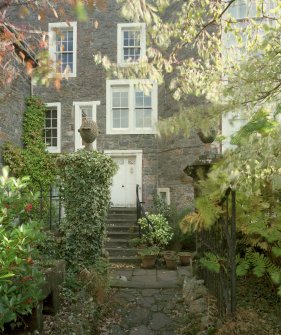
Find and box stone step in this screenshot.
[109,207,137,215]
[106,225,139,233]
[105,238,133,248]
[107,247,139,257]
[107,231,139,239]
[109,255,140,264]
[107,218,137,225]
[107,213,137,221]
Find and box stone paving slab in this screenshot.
[110,266,188,289]
[101,286,186,335]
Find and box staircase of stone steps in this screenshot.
[106,207,140,264]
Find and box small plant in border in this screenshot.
[138,213,173,249]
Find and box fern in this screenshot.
[236,256,250,276]
[272,244,281,257]
[200,252,222,274]
[236,250,281,292]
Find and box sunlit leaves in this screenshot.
[74,0,88,22]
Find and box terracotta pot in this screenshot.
[178,252,192,266]
[141,255,157,269]
[165,258,177,270]
[163,250,176,258]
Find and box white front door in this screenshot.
[111,156,136,207]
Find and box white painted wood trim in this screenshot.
[48,21,77,78]
[106,79,157,135]
[157,187,171,205]
[73,101,100,151]
[104,149,143,202]
[117,23,146,66]
[45,102,61,154]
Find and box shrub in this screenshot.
[138,213,173,249]
[0,223,44,330]
[2,97,58,225]
[58,150,117,268]
[152,194,195,251]
[0,167,45,331]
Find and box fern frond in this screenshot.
[200,252,223,274]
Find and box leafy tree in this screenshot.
[96,0,281,135]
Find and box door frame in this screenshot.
[104,149,143,204]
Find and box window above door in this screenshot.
[106,79,158,135]
[117,23,146,66]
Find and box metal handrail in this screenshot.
[136,184,154,237]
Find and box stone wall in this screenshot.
[29,1,206,209]
[0,73,30,167]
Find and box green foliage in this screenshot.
[152,194,175,221]
[58,150,117,268]
[0,223,44,330]
[236,251,281,285]
[2,97,57,189]
[200,252,222,274]
[0,167,45,330]
[194,114,281,294]
[138,246,160,256]
[152,194,195,251]
[0,167,36,227]
[138,213,173,249]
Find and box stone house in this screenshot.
[2,1,261,209]
[29,1,209,210]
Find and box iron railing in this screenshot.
[38,184,64,230]
[197,188,236,317]
[136,184,153,237]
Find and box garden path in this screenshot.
[100,266,191,335]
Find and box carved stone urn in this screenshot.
[197,128,217,144]
[78,118,98,151]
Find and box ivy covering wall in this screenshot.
[58,150,117,267]
[2,97,57,189]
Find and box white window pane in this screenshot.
[54,28,74,74]
[112,90,128,107]
[135,107,152,128]
[80,106,92,120]
[44,107,58,147]
[112,108,129,128]
[144,109,152,127]
[121,110,129,127]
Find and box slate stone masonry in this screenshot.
[0,73,30,167]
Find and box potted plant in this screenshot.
[138,246,160,269]
[178,251,192,266]
[137,214,174,250]
[164,252,178,270]
[137,214,174,269]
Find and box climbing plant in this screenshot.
[2,97,57,189]
[58,150,117,268]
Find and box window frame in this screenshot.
[73,101,100,151]
[157,188,171,205]
[117,23,146,66]
[44,102,61,153]
[48,21,77,78]
[106,79,158,135]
